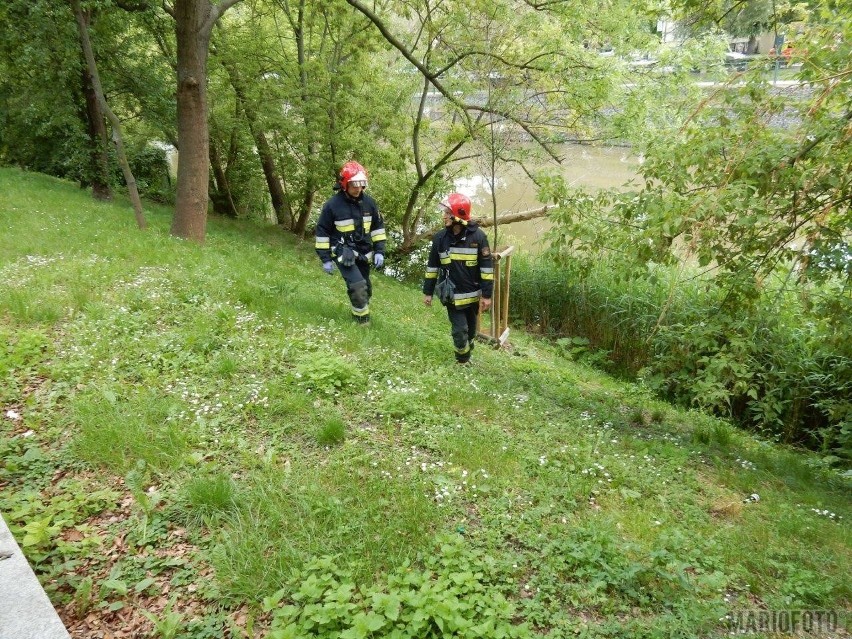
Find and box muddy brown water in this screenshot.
[456,145,640,253]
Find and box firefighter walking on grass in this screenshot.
[422,193,493,364]
[315,161,387,324]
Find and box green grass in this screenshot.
[1,167,849,638]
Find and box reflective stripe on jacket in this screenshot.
[315,190,386,263]
[423,222,493,305]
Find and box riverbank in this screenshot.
[2,168,849,638]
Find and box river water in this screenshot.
[455,144,640,252]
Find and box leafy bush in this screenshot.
[264,541,531,639]
[293,351,362,396]
[511,256,852,462]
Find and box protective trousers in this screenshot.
[337,261,372,322]
[446,304,478,363]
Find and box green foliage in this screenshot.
[129,144,173,204]
[524,522,723,613]
[0,325,50,403]
[512,250,851,462]
[692,418,735,449]
[294,351,362,396]
[778,567,835,607]
[181,473,238,524]
[264,544,531,639]
[0,0,90,181]
[1,479,118,561]
[213,456,442,600]
[70,389,194,473]
[141,597,184,639]
[532,14,852,465]
[72,576,94,616]
[316,416,346,446]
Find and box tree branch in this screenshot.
[466,105,562,162]
[206,0,243,34]
[408,205,556,247]
[433,48,566,77]
[342,0,474,132]
[521,0,575,8]
[787,109,852,167]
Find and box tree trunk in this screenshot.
[80,62,113,201]
[170,0,243,242]
[292,0,316,238]
[747,35,758,55]
[172,1,211,241]
[221,59,292,226]
[292,189,314,237]
[258,134,291,227]
[209,139,238,217]
[71,0,146,229]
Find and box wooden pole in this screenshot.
[501,253,512,337]
[478,246,514,346]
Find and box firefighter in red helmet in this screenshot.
[422,193,493,363]
[315,161,387,324]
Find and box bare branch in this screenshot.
[521,0,575,8]
[466,105,562,162]
[342,0,474,132]
[409,204,556,247]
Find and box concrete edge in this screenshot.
[0,513,71,639]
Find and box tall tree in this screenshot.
[217,53,292,226]
[545,12,851,294]
[345,0,637,251]
[71,0,147,229]
[76,6,113,203]
[167,0,242,242]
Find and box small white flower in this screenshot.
[5,409,21,421]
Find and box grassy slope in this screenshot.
[0,168,849,638]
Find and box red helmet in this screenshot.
[440,192,471,223]
[340,161,368,190]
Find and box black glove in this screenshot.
[340,246,356,267]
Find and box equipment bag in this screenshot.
[434,268,456,306]
[335,242,357,267]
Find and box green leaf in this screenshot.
[371,593,402,621]
[133,577,156,593]
[101,579,129,596]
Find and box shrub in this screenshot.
[510,256,852,462]
[264,542,532,639]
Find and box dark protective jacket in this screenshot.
[422,221,494,307]
[315,189,386,264]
